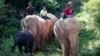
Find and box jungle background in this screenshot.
[0,0,100,56]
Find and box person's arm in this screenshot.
[64,8,66,12]
[45,10,47,15]
[25,7,29,15]
[33,7,37,14]
[70,8,75,15]
[64,7,67,14]
[40,10,43,16]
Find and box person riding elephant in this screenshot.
[40,6,50,20]
[63,1,74,19]
[25,2,36,15]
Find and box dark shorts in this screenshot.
[63,14,67,19]
[42,16,50,20]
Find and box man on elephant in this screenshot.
[25,2,36,15]
[40,6,50,20]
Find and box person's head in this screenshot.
[43,6,46,10]
[28,2,32,7]
[67,1,72,7]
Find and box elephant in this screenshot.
[21,13,58,52]
[53,17,81,56]
[12,29,34,54]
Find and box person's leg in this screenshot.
[63,14,67,19]
[42,16,46,20]
[42,16,50,20]
[45,16,51,19]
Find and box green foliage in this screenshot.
[0,17,20,50]
[0,0,7,38]
[78,28,100,56]
[43,0,60,9]
[0,0,6,21]
[5,0,61,13]
[5,0,29,9]
[77,0,100,56]
[0,0,6,50]
[0,0,20,50]
[82,0,100,28]
[30,0,61,13]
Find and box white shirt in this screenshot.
[40,9,47,16]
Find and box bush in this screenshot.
[77,0,100,56]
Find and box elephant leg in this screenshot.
[68,29,79,56]
[59,36,70,56]
[24,45,29,53]
[34,34,41,53]
[33,38,39,53]
[29,42,33,54]
[54,27,70,56]
[18,44,23,53]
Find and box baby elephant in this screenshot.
[12,30,34,54]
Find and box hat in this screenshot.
[68,1,72,5]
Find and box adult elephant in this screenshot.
[21,13,57,52]
[53,17,81,56]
